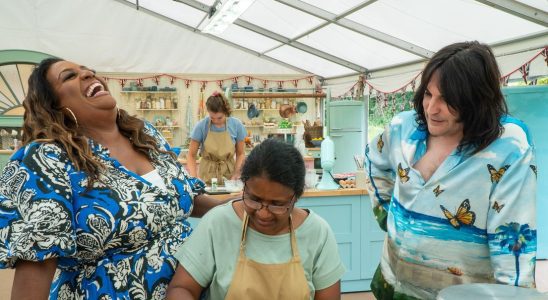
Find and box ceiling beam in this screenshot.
[324,30,548,80]
[235,20,366,73]
[474,0,548,27]
[174,0,366,73]
[275,0,433,58]
[114,0,311,74]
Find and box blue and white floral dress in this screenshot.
[0,124,204,299]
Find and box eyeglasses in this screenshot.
[242,185,295,215]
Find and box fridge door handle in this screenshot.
[330,134,343,137]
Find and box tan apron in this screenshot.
[225,212,311,300]
[199,120,235,185]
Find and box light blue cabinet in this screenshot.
[297,193,384,292]
[296,195,362,281]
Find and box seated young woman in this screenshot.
[167,138,345,300]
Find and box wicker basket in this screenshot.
[305,126,323,139]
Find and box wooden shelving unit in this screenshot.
[231,92,325,99]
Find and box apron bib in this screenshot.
[225,212,310,300]
[199,120,235,185]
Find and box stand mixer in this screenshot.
[316,136,339,190]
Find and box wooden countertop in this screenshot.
[207,188,367,201]
[178,155,314,165]
[0,150,14,154]
[301,188,367,197]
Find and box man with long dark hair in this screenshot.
[365,41,537,299]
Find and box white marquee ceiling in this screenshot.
[127,0,547,78]
[0,0,546,80]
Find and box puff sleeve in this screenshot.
[0,143,77,268]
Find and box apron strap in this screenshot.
[288,214,301,261]
[239,211,250,253]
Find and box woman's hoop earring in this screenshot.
[62,107,78,128]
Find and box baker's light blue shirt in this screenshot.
[190,116,246,145]
[366,111,537,299]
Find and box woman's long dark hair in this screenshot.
[241,138,305,198]
[23,58,173,186]
[413,41,507,153]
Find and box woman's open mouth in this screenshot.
[85,82,110,98]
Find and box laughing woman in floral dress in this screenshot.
[0,58,220,299]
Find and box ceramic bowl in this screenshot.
[296,102,308,113]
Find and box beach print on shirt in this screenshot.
[388,196,536,284]
[367,112,537,291]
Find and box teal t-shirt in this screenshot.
[175,201,346,299]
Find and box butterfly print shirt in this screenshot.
[365,111,537,299]
[0,123,205,299]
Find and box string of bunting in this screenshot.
[336,46,548,99]
[102,73,316,89]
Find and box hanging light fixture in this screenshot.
[200,0,256,35]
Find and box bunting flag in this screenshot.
[103,46,546,93]
[218,80,223,88]
[105,73,315,90]
[500,76,510,86]
[518,63,530,84]
[335,46,547,98]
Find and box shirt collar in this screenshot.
[409,127,427,141]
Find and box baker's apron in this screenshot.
[199,120,235,185]
[225,212,311,300]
